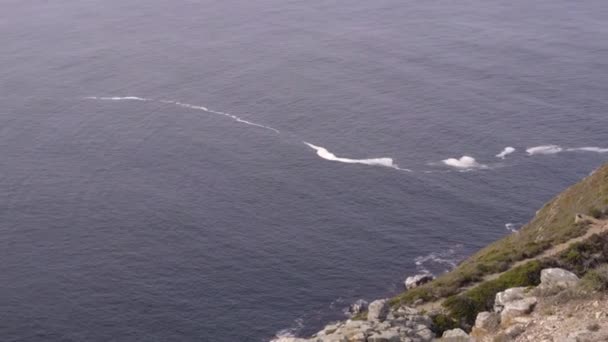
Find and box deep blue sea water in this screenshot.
[2,1,608,341]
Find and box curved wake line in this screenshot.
[85,96,148,101]
[161,100,280,133]
[304,142,411,171]
[85,96,279,133]
[527,145,608,155]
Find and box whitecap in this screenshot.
[304,142,410,171]
[526,145,563,155]
[566,147,608,153]
[496,147,516,159]
[441,156,487,170]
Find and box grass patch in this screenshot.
[443,260,543,326]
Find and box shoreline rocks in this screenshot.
[404,274,435,290]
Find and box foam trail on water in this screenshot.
[304,142,411,171]
[85,96,148,101]
[442,156,487,170]
[496,147,516,159]
[161,100,280,133]
[526,145,563,155]
[566,147,608,153]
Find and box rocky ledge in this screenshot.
[275,299,434,342]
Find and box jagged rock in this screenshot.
[323,323,341,334]
[367,329,400,342]
[494,287,527,312]
[404,274,434,290]
[348,299,368,316]
[474,311,500,332]
[368,299,389,322]
[442,328,471,341]
[414,327,435,342]
[501,297,537,325]
[540,268,580,291]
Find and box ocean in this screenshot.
[1,1,608,341]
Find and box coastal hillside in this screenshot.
[278,163,608,342]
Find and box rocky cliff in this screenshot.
[274,163,608,342]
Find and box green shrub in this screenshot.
[443,261,543,327]
[581,264,608,291]
[430,313,459,336]
[589,207,603,219]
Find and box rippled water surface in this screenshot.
[2,1,608,341]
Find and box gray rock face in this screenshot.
[501,297,537,324]
[494,287,527,312]
[540,268,580,291]
[504,324,525,338]
[404,274,435,290]
[368,299,390,322]
[367,330,401,342]
[474,311,500,332]
[442,328,471,341]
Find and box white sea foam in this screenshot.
[304,142,410,171]
[415,245,464,274]
[85,96,148,101]
[496,147,516,159]
[442,156,487,170]
[505,223,519,233]
[271,318,304,340]
[566,147,608,153]
[526,145,563,155]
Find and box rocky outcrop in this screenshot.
[539,268,580,292]
[493,287,527,312]
[441,328,471,341]
[274,305,434,342]
[367,300,389,322]
[404,274,434,290]
[500,297,537,325]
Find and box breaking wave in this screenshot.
[415,245,464,275]
[496,147,516,159]
[271,318,305,341]
[526,145,563,155]
[505,223,520,233]
[442,156,487,170]
[304,142,410,171]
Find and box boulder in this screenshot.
[367,299,389,322]
[474,311,500,332]
[540,268,580,291]
[442,328,471,341]
[404,274,435,290]
[501,297,537,325]
[494,287,527,312]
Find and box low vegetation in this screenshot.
[392,165,608,309]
